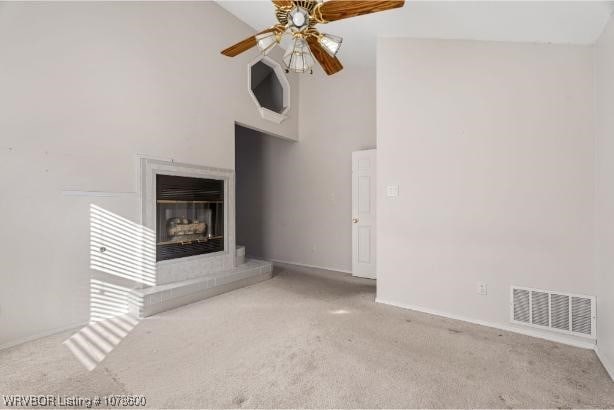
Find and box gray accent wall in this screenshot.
[235,125,270,259]
[251,62,285,114]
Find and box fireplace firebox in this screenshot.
[156,174,224,261]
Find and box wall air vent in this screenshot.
[511,286,595,339]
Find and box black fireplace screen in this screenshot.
[156,174,224,261]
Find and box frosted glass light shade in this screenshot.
[283,38,314,73]
[279,31,294,50]
[318,33,343,56]
[256,31,278,54]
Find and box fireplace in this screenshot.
[140,158,235,285]
[134,156,273,317]
[156,174,224,261]
[133,158,270,317]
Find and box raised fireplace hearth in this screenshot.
[156,174,224,261]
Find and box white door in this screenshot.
[352,149,376,279]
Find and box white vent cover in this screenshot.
[511,286,596,339]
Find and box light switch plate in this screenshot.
[386,185,399,197]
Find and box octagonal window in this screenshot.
[248,56,290,123]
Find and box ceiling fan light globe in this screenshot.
[279,31,294,50]
[318,33,343,57]
[292,12,305,27]
[255,31,278,54]
[283,38,315,73]
[288,6,309,31]
[299,52,315,72]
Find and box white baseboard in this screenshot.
[595,347,614,381]
[375,298,597,350]
[269,258,353,275]
[0,321,87,352]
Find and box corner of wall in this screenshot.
[593,12,614,382]
[596,346,614,381]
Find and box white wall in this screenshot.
[377,38,595,346]
[595,15,614,377]
[234,66,376,272]
[0,2,299,348]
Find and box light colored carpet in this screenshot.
[1,266,613,409]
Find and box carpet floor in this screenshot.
[1,266,614,409]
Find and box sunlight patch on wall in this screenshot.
[89,279,142,321]
[65,205,152,371]
[64,278,143,371]
[89,204,156,286]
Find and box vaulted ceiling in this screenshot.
[217,1,614,67]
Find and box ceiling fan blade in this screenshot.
[317,0,405,23]
[307,37,343,76]
[221,28,276,57]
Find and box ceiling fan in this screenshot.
[221,0,405,76]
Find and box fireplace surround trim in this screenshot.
[140,158,236,285]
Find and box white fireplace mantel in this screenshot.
[139,158,236,286]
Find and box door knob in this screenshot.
[352,218,359,224]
